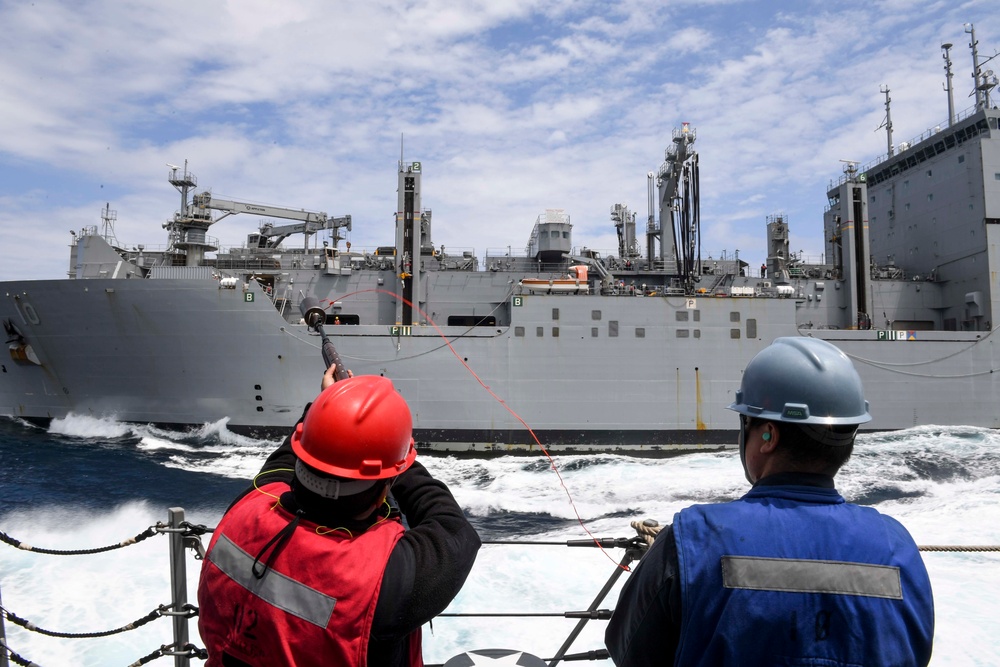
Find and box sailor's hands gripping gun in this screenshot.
[299,296,350,382]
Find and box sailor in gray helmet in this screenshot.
[605,337,934,667]
[732,335,871,484]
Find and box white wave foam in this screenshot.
[426,452,745,530]
[136,435,200,452]
[48,413,133,439]
[0,502,216,666]
[0,415,45,430]
[129,419,280,479]
[3,425,998,665]
[169,450,274,480]
[192,417,281,449]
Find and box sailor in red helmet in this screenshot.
[198,365,482,666]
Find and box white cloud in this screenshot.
[1,2,998,280]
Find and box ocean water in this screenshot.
[1,415,998,666]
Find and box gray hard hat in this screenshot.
[728,337,871,426]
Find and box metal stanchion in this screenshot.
[167,508,191,667]
[0,584,9,667]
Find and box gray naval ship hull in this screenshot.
[3,271,999,454]
[1,275,784,451]
[7,55,1000,453]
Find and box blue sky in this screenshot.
[1,0,996,280]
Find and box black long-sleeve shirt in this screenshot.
[228,411,482,665]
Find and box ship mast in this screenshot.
[966,23,999,111]
[645,171,656,264]
[165,160,217,267]
[100,202,119,247]
[877,85,894,157]
[942,42,956,127]
[396,155,427,326]
[967,23,985,110]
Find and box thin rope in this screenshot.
[626,519,1000,553]
[801,329,999,373]
[317,288,626,569]
[251,467,293,499]
[281,285,514,365]
[919,544,1000,552]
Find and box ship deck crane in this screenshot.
[192,191,351,250]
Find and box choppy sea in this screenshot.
[1,415,998,666]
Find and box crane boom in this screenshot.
[261,215,352,248]
[193,191,328,223]
[192,191,352,249]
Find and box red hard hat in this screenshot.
[291,375,416,480]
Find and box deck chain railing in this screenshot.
[1,513,997,667]
[0,509,209,667]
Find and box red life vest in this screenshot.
[197,482,416,666]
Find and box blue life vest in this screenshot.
[673,484,933,667]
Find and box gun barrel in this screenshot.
[299,296,326,329]
[321,331,350,381]
[299,296,350,381]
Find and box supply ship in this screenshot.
[4,33,1000,454]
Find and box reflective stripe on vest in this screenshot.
[721,555,903,599]
[208,534,337,627]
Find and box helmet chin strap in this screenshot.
[295,459,378,499]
